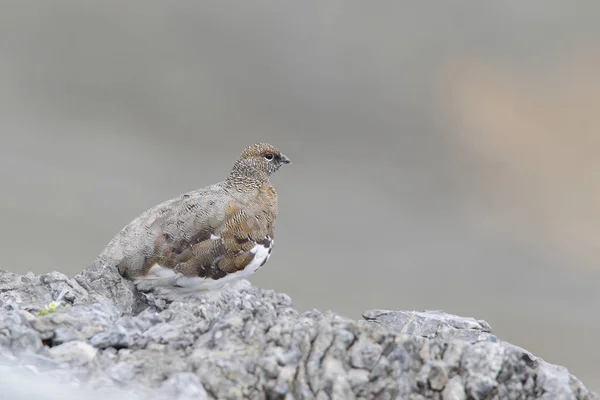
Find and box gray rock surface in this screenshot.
[0,266,597,400]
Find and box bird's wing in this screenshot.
[97,184,224,278]
[160,185,276,279]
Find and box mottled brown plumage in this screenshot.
[94,143,290,296]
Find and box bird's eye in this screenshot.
[264,153,274,160]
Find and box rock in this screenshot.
[73,262,141,314]
[0,266,597,400]
[442,376,466,400]
[460,342,505,399]
[156,372,209,400]
[48,341,98,366]
[362,309,495,342]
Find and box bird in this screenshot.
[93,143,291,298]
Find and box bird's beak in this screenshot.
[280,154,291,164]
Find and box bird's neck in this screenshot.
[226,166,269,191]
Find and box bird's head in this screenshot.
[228,143,291,186]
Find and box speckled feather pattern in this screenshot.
[94,143,290,294]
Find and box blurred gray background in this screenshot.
[1,0,599,392]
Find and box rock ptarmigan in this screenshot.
[94,143,290,298]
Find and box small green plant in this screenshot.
[37,301,71,316]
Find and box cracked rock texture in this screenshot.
[0,264,597,400]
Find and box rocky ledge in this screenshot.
[0,263,597,400]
